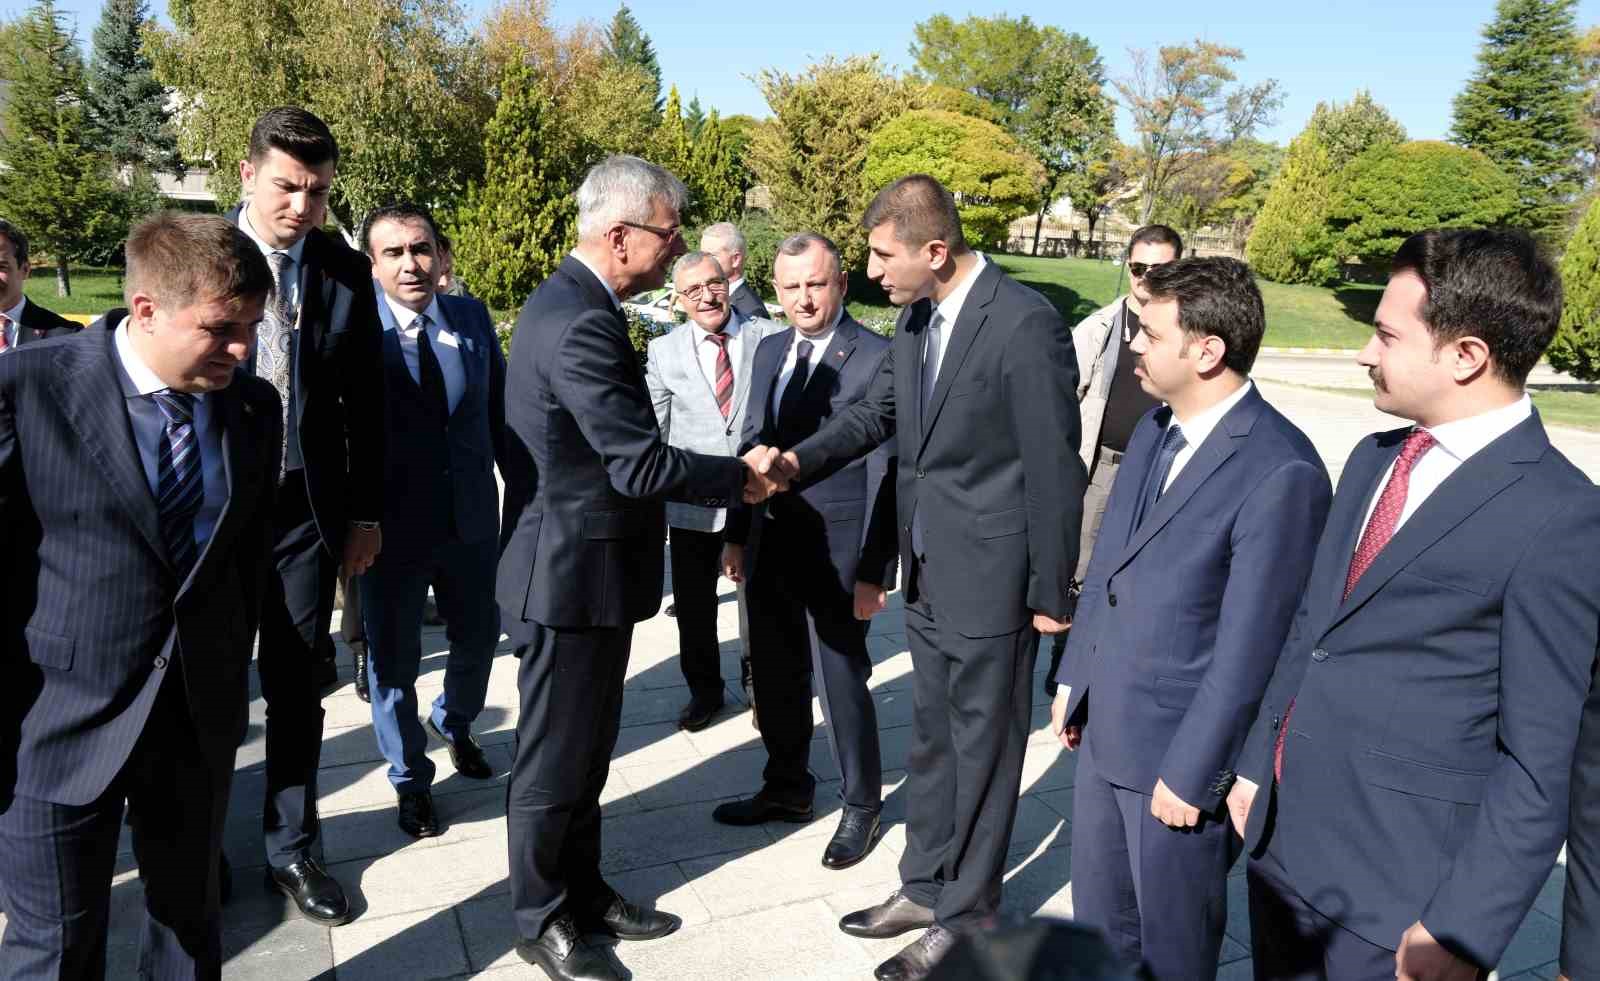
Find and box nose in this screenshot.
[1356,336,1380,366]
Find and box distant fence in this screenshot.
[1004,232,1242,261]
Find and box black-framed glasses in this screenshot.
[679,279,728,302]
[1128,261,1170,278]
[621,220,683,241]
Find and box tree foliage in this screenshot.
[1061,142,1133,242]
[1018,55,1116,254]
[86,0,182,173]
[909,14,1101,128]
[1551,192,1600,380]
[1326,141,1520,267]
[653,85,691,179]
[1451,0,1586,241]
[864,109,1044,250]
[604,3,661,116]
[1151,138,1284,252]
[687,112,745,225]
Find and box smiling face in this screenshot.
[367,217,438,313]
[673,255,730,332]
[239,148,335,250]
[774,242,847,336]
[128,290,265,393]
[0,233,28,312]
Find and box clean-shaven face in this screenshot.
[774,244,846,336]
[239,148,335,250]
[368,217,439,314]
[865,223,938,307]
[129,291,265,393]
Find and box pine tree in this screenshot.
[448,64,584,313]
[654,85,691,181]
[684,95,706,141]
[86,0,182,172]
[605,4,662,116]
[1451,0,1587,240]
[1551,193,1600,380]
[0,0,125,296]
[688,112,744,225]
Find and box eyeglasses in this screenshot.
[1128,261,1170,278]
[621,220,683,242]
[679,279,728,302]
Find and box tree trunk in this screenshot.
[56,262,71,298]
[1031,201,1046,256]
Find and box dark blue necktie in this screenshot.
[153,390,203,572]
[1134,422,1186,531]
[776,339,814,447]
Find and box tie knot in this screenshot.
[152,390,195,424]
[795,339,813,360]
[1398,429,1436,466]
[1162,422,1187,451]
[412,312,432,335]
[704,331,729,348]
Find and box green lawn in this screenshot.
[1308,384,1600,432]
[22,267,125,320]
[844,253,1381,350]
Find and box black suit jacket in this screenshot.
[729,280,766,322]
[225,205,384,554]
[725,315,898,593]
[1237,413,1600,966]
[0,327,281,806]
[12,297,81,344]
[790,261,1086,638]
[497,255,746,634]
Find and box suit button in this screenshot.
[916,469,925,478]
[1108,593,1117,607]
[1271,714,1282,731]
[1311,648,1329,662]
[154,655,167,669]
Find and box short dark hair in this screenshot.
[248,106,339,168]
[862,175,968,252]
[0,219,29,266]
[125,212,273,311]
[1389,228,1561,385]
[1141,256,1265,376]
[1129,224,1183,258]
[359,201,440,257]
[775,231,844,278]
[437,231,453,255]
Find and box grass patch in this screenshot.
[1301,384,1600,433]
[23,267,125,318]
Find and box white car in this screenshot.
[622,288,680,325]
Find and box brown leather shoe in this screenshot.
[839,889,935,939]
[875,926,956,981]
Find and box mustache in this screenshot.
[1369,367,1387,392]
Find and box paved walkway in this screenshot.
[12,367,1587,980]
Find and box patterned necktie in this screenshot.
[776,339,814,446]
[1134,423,1187,531]
[921,310,943,418]
[153,391,203,573]
[257,251,295,472]
[0,312,11,352]
[706,331,733,418]
[1275,428,1437,783]
[415,314,450,421]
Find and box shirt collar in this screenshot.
[1168,379,1254,449]
[794,307,845,349]
[570,251,623,311]
[933,253,987,328]
[1421,394,1533,464]
[114,315,192,400]
[238,202,308,266]
[728,276,746,295]
[696,312,739,342]
[1,296,25,326]
[382,291,444,333]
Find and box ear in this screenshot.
[1195,334,1229,375]
[239,158,256,192]
[605,223,629,258]
[128,291,159,328]
[1446,335,1494,383]
[925,240,951,272]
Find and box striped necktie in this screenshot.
[0,312,12,352]
[706,331,733,418]
[153,390,203,573]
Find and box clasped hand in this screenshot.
[740,445,800,504]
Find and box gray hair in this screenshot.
[701,221,746,255]
[575,155,690,241]
[775,231,843,278]
[671,251,725,282]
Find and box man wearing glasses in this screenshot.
[1044,224,1183,693]
[646,251,784,732]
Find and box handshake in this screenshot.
[740,445,801,504]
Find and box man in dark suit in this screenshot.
[0,212,280,979]
[1561,659,1599,981]
[498,155,784,981]
[702,221,767,321]
[0,220,82,351]
[1049,257,1331,980]
[758,175,1086,981]
[358,202,505,839]
[718,231,898,870]
[1226,228,1600,980]
[227,106,385,925]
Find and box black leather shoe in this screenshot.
[711,791,812,826]
[426,718,493,779]
[515,914,620,981]
[677,695,724,732]
[875,925,956,981]
[822,805,880,869]
[352,641,370,703]
[398,790,443,838]
[266,858,351,925]
[839,889,935,939]
[580,894,682,941]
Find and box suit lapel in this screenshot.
[806,318,860,402]
[750,327,788,443]
[17,299,44,343]
[729,314,762,416]
[919,264,1001,456]
[182,380,264,595]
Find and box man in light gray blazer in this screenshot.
[647,251,785,731]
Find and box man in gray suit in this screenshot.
[646,251,784,731]
[702,223,767,322]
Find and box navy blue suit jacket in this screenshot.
[1237,412,1600,966]
[725,316,898,593]
[1058,386,1331,810]
[497,256,745,633]
[0,327,281,806]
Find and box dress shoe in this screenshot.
[351,640,370,703]
[426,718,493,779]
[711,791,812,826]
[821,805,880,869]
[677,695,723,732]
[580,894,682,941]
[515,914,620,981]
[266,858,352,925]
[875,925,957,981]
[398,790,443,838]
[839,889,936,939]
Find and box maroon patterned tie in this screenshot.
[706,332,733,419]
[0,313,11,352]
[1275,428,1435,783]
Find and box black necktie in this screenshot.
[415,314,449,422]
[776,339,814,447]
[1134,423,1187,531]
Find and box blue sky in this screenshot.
[19,0,1600,145]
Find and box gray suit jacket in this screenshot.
[646,311,785,531]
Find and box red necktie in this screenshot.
[706,332,733,418]
[0,313,12,352]
[1275,428,1436,783]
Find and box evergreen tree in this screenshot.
[448,63,584,313]
[654,85,691,181]
[0,0,125,296]
[1451,0,1587,240]
[87,0,182,172]
[605,3,662,115]
[684,94,706,141]
[688,111,744,225]
[1551,193,1600,380]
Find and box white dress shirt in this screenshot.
[382,293,467,413]
[238,204,307,313]
[694,314,743,390]
[924,254,988,383]
[1162,380,1255,491]
[570,251,623,312]
[113,317,227,548]
[0,296,25,349]
[1357,395,1533,537]
[771,309,844,422]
